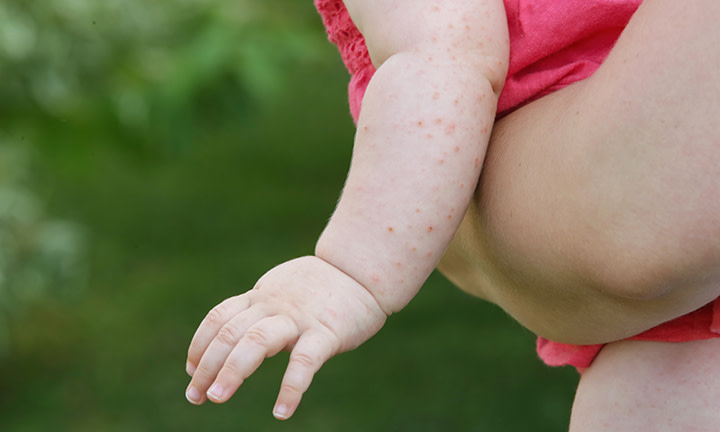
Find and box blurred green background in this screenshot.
[0,0,578,430]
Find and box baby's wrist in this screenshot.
[315,235,423,316]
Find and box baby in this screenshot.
[186,0,510,420]
[186,0,720,427]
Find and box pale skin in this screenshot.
[441,0,720,429]
[570,339,720,431]
[186,0,720,427]
[440,0,720,345]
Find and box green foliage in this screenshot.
[1,0,329,154]
[0,1,579,430]
[0,139,85,355]
[0,0,332,348]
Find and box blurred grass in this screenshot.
[0,1,579,430]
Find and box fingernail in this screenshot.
[207,383,224,401]
[186,386,202,404]
[186,361,196,377]
[273,404,289,420]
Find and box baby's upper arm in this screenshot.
[342,0,509,90]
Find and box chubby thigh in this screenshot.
[569,339,720,432]
[438,0,720,346]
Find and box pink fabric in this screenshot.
[314,0,641,121]
[314,0,375,121]
[498,0,641,115]
[315,0,720,371]
[538,300,720,372]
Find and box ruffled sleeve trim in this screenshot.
[314,0,376,121]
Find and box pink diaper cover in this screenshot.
[538,300,720,371]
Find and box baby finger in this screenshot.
[273,330,337,420]
[207,315,300,404]
[186,306,269,404]
[187,294,251,373]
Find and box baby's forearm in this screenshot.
[316,51,504,314]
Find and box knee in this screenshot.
[580,218,720,303]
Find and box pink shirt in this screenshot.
[315,0,720,371]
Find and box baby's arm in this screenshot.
[318,0,509,314]
[185,0,508,420]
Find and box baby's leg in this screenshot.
[569,339,720,431]
[440,0,720,345]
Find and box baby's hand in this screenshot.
[185,256,388,419]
